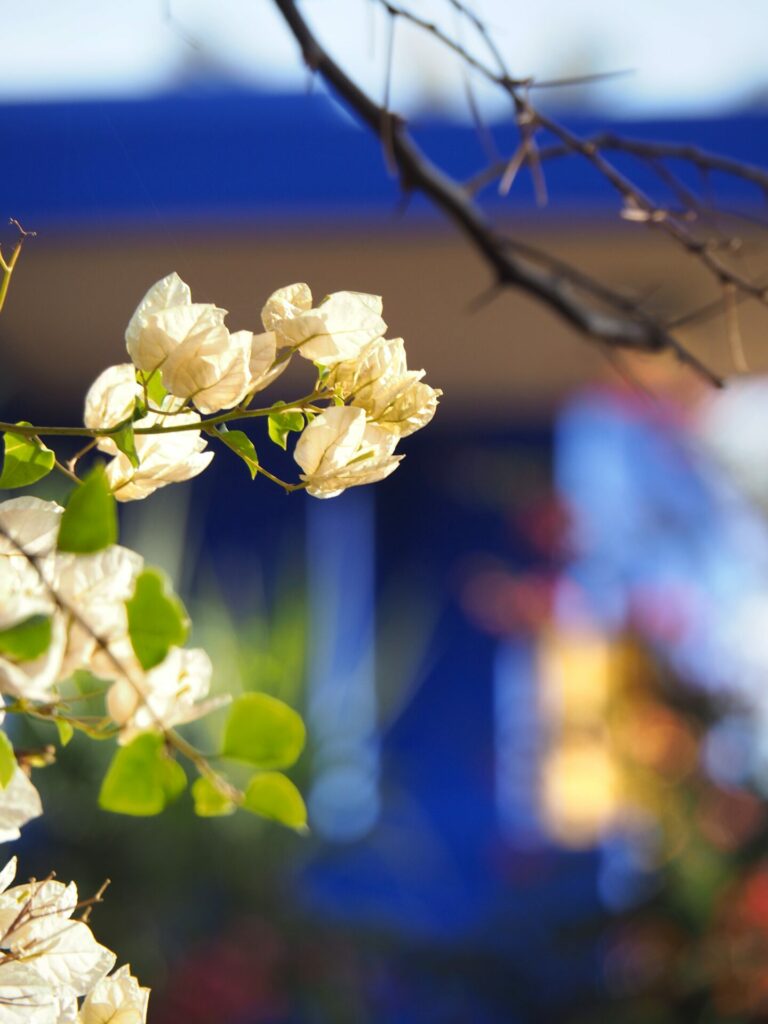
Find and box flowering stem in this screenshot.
[0,391,331,441]
[255,465,301,492]
[166,728,243,804]
[53,458,81,485]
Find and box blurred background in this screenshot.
[4,2,768,1021]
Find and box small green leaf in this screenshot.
[113,424,140,469]
[126,568,189,671]
[160,757,187,805]
[55,720,74,747]
[144,371,167,408]
[222,692,305,769]
[0,424,55,489]
[99,733,186,816]
[217,429,259,480]
[0,615,52,662]
[72,669,108,695]
[0,731,16,788]
[57,465,117,554]
[243,772,307,831]
[192,776,236,817]
[267,406,304,451]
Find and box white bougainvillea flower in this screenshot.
[328,337,441,437]
[358,371,441,438]
[0,498,63,560]
[0,959,75,1024]
[0,557,54,631]
[125,273,195,373]
[294,406,402,498]
[79,964,149,1024]
[161,327,252,414]
[105,399,213,502]
[0,498,61,632]
[260,282,313,333]
[21,918,114,995]
[0,865,115,995]
[0,860,145,1023]
[83,364,137,436]
[328,336,407,401]
[0,763,43,844]
[262,284,386,366]
[246,330,286,398]
[107,646,222,743]
[0,876,78,947]
[0,614,67,703]
[48,546,144,683]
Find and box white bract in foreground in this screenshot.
[0,857,148,1023]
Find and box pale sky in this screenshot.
[1,0,767,117]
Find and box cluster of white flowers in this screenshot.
[84,274,439,501]
[0,495,218,743]
[0,856,148,1023]
[263,284,440,498]
[0,271,440,1021]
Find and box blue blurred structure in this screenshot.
[1,88,767,224]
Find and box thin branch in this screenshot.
[272,0,722,385]
[0,220,35,316]
[0,521,243,803]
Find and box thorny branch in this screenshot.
[272,0,768,386]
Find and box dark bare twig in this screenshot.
[272,0,723,385]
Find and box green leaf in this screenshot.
[99,733,186,816]
[217,429,259,480]
[113,424,140,469]
[0,615,52,662]
[160,757,187,805]
[72,669,108,695]
[55,720,74,747]
[191,775,236,817]
[222,692,305,769]
[145,371,168,408]
[0,731,16,788]
[0,424,55,489]
[126,568,189,671]
[57,465,117,554]
[243,772,307,831]
[267,406,304,451]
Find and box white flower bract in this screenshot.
[0,858,133,1024]
[328,336,441,437]
[83,365,137,434]
[107,646,220,744]
[0,764,43,844]
[79,965,149,1024]
[262,284,386,366]
[124,273,194,374]
[160,325,252,415]
[294,406,402,498]
[104,399,213,502]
